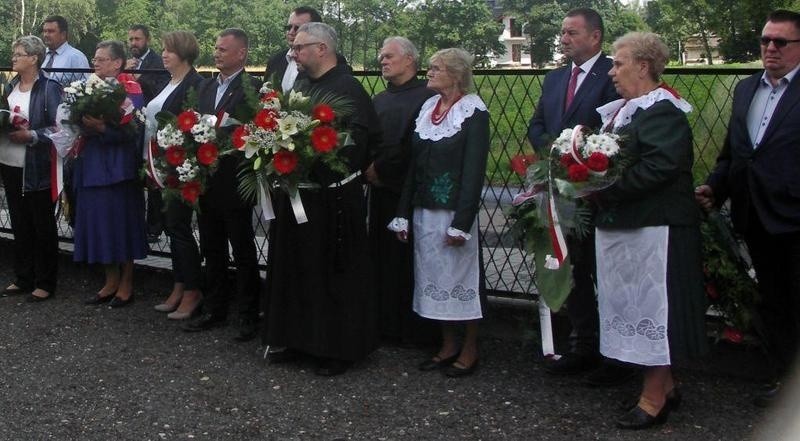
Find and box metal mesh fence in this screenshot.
[0,67,760,298]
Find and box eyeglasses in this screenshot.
[11,53,33,59]
[92,57,113,63]
[290,41,322,52]
[284,24,301,32]
[759,36,800,48]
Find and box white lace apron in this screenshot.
[412,208,482,321]
[596,226,670,366]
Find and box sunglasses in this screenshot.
[759,36,800,48]
[284,24,301,32]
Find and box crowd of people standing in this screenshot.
[1,5,799,431]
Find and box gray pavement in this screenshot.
[0,240,787,441]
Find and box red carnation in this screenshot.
[560,153,577,168]
[196,143,219,166]
[723,326,743,344]
[165,146,186,166]
[310,126,338,153]
[586,152,610,172]
[149,139,160,157]
[232,125,249,150]
[312,104,335,124]
[165,175,180,188]
[254,109,279,131]
[272,149,299,175]
[705,283,719,300]
[181,181,201,204]
[260,89,279,102]
[510,153,537,177]
[176,110,198,132]
[567,163,589,182]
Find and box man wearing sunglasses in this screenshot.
[696,9,800,408]
[265,6,348,93]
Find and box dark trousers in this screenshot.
[0,164,58,293]
[565,231,599,355]
[164,198,202,290]
[197,197,260,321]
[744,212,800,378]
[146,188,164,236]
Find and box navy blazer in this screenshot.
[527,55,619,154]
[137,49,169,103]
[707,71,800,235]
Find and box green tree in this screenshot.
[408,0,505,66]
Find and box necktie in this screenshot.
[564,66,582,110]
[45,51,56,70]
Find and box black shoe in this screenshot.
[108,295,134,308]
[444,360,479,378]
[418,352,460,371]
[754,382,781,408]
[584,360,639,387]
[619,388,682,412]
[182,313,226,332]
[616,404,670,430]
[544,353,599,375]
[315,359,351,377]
[265,347,299,364]
[84,293,115,305]
[234,318,259,342]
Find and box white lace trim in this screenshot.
[415,94,487,141]
[597,87,692,133]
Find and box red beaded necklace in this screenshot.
[431,94,464,125]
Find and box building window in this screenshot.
[510,18,522,37]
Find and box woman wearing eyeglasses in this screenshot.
[0,36,62,301]
[73,40,148,308]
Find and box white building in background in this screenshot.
[494,15,530,67]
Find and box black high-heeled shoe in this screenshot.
[418,352,460,371]
[85,292,115,305]
[616,403,671,430]
[108,295,134,308]
[620,387,682,412]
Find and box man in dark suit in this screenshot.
[265,5,348,93]
[126,24,169,103]
[127,24,170,243]
[696,9,800,407]
[182,28,261,342]
[266,6,322,92]
[527,8,633,385]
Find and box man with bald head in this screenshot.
[262,22,382,376]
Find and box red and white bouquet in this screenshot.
[233,82,351,222]
[549,125,622,196]
[508,125,625,312]
[146,109,221,208]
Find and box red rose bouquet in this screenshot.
[146,109,221,208]
[508,125,625,312]
[232,82,352,222]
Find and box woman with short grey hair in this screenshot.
[0,35,63,301]
[391,47,489,377]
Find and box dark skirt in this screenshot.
[72,178,148,264]
[667,225,709,360]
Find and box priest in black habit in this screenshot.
[261,22,383,376]
[366,37,438,345]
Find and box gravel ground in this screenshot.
[0,241,785,440]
